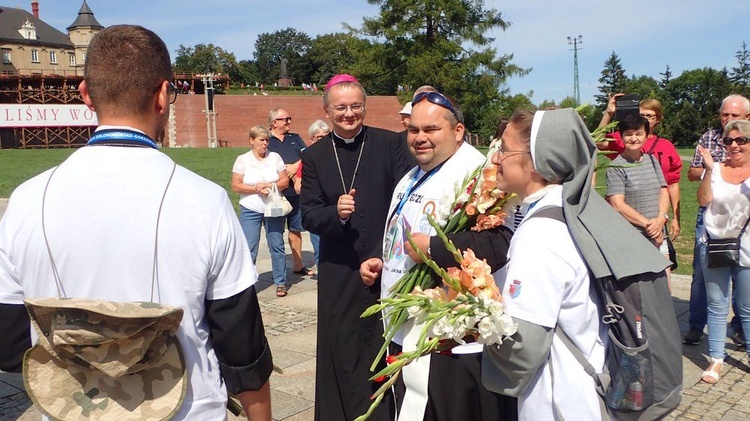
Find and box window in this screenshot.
[69,54,76,66]
[31,49,39,63]
[82,52,86,63]
[2,50,10,64]
[49,51,57,64]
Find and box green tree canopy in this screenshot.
[173,43,238,75]
[730,41,750,97]
[357,0,528,132]
[623,75,661,100]
[253,28,312,84]
[596,52,627,108]
[307,33,371,87]
[661,67,732,145]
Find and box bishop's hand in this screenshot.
[337,189,356,220]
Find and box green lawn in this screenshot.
[0,145,700,275]
[0,148,247,207]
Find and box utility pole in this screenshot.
[567,35,583,106]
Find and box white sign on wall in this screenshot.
[0,104,98,127]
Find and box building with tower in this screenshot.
[0,1,102,76]
[0,1,104,148]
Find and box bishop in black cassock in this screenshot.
[301,75,414,421]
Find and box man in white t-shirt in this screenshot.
[0,25,272,420]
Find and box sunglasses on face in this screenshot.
[412,92,459,118]
[723,136,749,146]
[274,117,292,123]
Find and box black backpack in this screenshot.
[536,206,683,420]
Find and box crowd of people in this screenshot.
[0,22,749,421]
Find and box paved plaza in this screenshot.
[1,196,750,420]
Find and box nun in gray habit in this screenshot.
[481,108,681,420]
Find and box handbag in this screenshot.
[666,236,678,270]
[706,216,750,269]
[264,183,293,217]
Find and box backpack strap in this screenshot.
[554,326,611,421]
[526,206,611,420]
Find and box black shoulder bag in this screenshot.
[706,216,750,269]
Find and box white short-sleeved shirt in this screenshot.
[704,164,750,266]
[0,144,257,420]
[381,143,486,346]
[232,151,285,212]
[496,185,606,421]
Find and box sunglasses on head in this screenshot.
[412,92,459,118]
[723,136,749,146]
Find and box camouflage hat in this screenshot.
[22,297,187,421]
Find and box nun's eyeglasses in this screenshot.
[412,92,458,118]
[494,149,530,163]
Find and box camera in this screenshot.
[615,95,640,121]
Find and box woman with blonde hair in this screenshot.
[232,125,290,297]
[697,119,750,384]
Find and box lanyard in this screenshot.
[87,129,159,149]
[388,162,445,223]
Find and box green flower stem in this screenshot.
[426,213,463,264]
[353,371,401,421]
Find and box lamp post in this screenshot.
[567,35,582,106]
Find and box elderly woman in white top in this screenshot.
[232,125,290,297]
[697,119,750,384]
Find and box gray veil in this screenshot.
[529,108,669,280]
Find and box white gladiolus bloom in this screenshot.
[495,313,518,336]
[488,300,504,316]
[407,305,425,320]
[430,317,450,337]
[477,316,496,339]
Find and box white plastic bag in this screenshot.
[264,183,293,217]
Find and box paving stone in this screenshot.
[270,358,316,402]
[269,389,314,421]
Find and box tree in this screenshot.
[253,28,312,84]
[231,60,261,86]
[357,0,528,133]
[596,52,627,108]
[559,96,578,109]
[537,99,558,110]
[307,33,371,87]
[659,64,672,89]
[730,41,750,97]
[173,43,238,75]
[660,67,732,145]
[623,75,661,100]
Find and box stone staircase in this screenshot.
[173,94,406,148]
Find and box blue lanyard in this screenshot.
[87,129,159,149]
[389,162,445,222]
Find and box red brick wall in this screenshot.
[173,94,406,148]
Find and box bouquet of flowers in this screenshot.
[355,150,516,421]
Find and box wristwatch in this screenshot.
[661,213,669,221]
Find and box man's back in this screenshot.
[0,145,256,419]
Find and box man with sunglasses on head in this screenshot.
[300,74,414,421]
[360,91,517,421]
[683,94,750,346]
[268,108,315,280]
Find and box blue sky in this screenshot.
[29,0,750,105]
